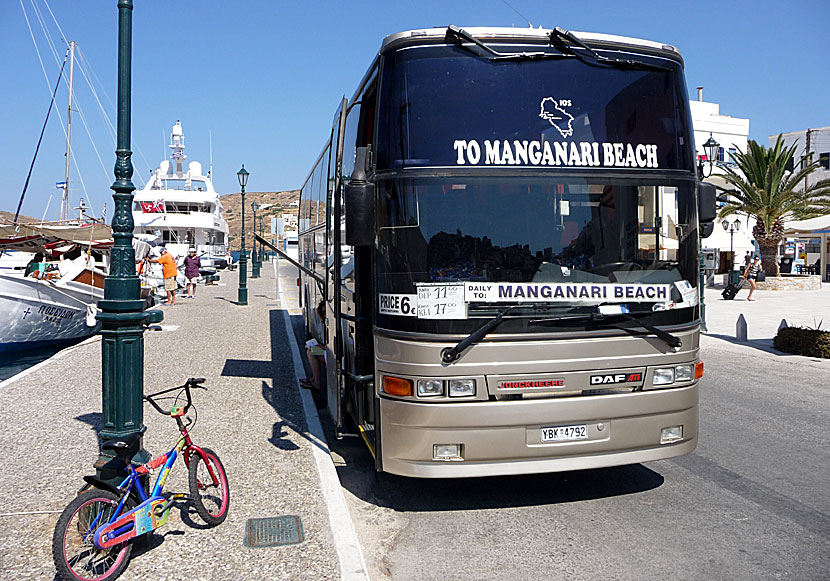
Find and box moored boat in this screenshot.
[0,270,100,355]
[132,121,229,267]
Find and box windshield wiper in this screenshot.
[441,304,580,363]
[549,27,671,71]
[531,306,683,351]
[446,25,569,62]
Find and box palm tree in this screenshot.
[716,135,830,276]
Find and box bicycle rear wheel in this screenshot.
[188,447,229,526]
[52,489,133,581]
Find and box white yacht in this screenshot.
[133,121,229,266]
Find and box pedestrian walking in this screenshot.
[744,255,763,301]
[183,247,201,298]
[150,247,178,305]
[743,251,752,268]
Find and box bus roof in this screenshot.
[381,26,683,63]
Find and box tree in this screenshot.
[716,135,830,276]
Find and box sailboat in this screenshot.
[0,41,112,354]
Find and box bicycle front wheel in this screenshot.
[52,489,133,581]
[188,447,229,526]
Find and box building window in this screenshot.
[819,152,829,170]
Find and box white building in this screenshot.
[772,127,830,186]
[775,127,830,281]
[690,88,750,175]
[691,89,755,273]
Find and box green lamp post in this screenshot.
[258,215,266,261]
[251,201,260,279]
[237,165,249,305]
[95,0,151,483]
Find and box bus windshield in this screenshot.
[376,44,693,172]
[376,177,699,333]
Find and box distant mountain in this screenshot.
[0,210,39,224]
[219,189,300,251]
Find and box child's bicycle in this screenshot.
[52,377,230,581]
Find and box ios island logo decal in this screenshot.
[451,97,659,169]
[539,97,574,138]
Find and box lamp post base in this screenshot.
[238,254,248,306]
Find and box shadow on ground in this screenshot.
[705,333,794,356]
[340,456,664,512]
[218,309,311,454]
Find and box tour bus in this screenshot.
[297,26,716,477]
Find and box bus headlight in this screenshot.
[417,379,444,397]
[653,368,675,385]
[675,364,694,382]
[448,379,476,397]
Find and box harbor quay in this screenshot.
[0,263,349,580]
[702,283,830,349]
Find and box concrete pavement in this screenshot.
[701,282,830,365]
[0,262,364,580]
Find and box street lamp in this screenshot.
[259,215,266,261]
[237,165,249,305]
[722,217,741,270]
[96,0,152,485]
[256,204,273,262]
[698,133,721,179]
[251,201,260,278]
[697,134,721,331]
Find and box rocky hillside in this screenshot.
[219,189,300,251]
[0,210,39,223]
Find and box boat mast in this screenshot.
[61,40,76,222]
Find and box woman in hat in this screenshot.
[183,247,201,298]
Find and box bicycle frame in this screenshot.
[91,415,220,550]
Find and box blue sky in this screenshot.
[1,0,828,220]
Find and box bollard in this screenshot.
[736,314,748,342]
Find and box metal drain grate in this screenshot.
[244,516,304,548]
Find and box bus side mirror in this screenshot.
[698,182,717,239]
[345,147,374,247]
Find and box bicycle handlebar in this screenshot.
[144,377,207,416]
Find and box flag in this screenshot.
[141,200,165,213]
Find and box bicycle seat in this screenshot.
[102,432,142,460]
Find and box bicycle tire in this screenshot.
[52,489,134,581]
[188,447,229,526]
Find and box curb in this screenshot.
[277,262,369,581]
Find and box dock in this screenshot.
[0,261,365,580]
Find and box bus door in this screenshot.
[337,78,379,459]
[326,98,348,432]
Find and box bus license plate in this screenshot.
[541,424,588,442]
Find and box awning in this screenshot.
[784,216,830,235]
[0,223,112,252]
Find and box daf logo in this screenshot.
[590,372,643,385]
